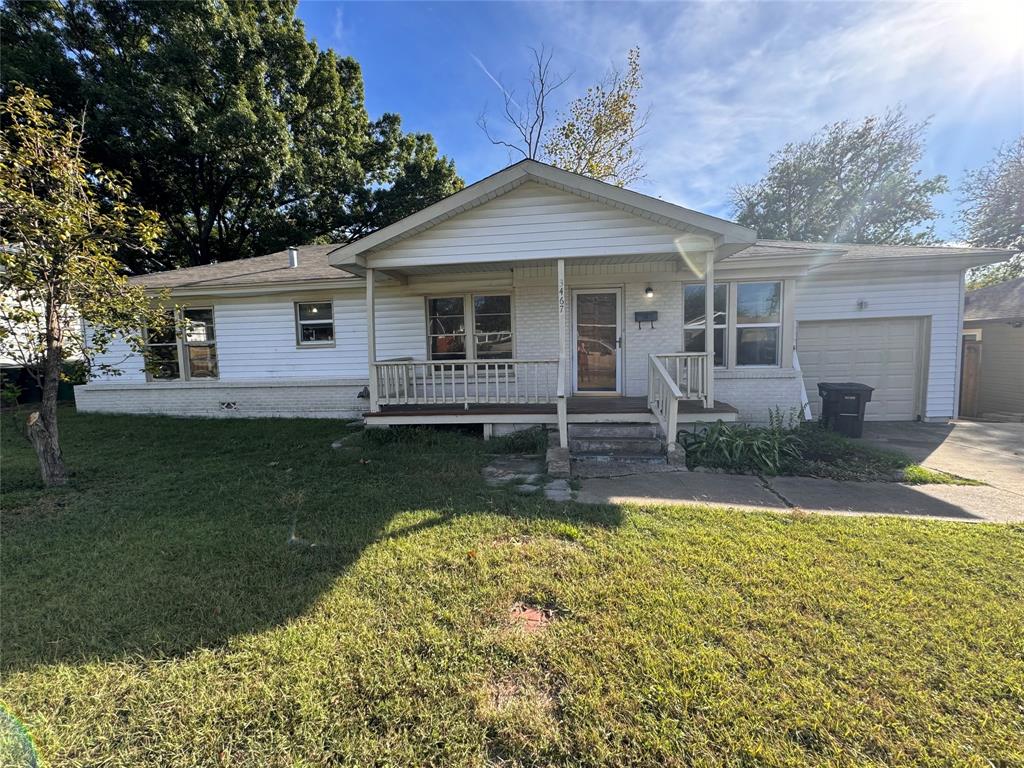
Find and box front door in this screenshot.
[572,289,622,394]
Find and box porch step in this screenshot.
[568,423,659,439]
[569,437,664,456]
[566,420,667,462]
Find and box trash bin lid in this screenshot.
[817,382,875,394]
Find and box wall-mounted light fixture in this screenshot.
[644,286,655,299]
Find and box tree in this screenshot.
[732,109,948,244]
[0,86,167,486]
[543,47,648,186]
[1,0,462,271]
[477,46,570,162]
[960,136,1024,289]
[477,47,648,186]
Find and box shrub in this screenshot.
[680,419,803,475]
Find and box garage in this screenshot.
[797,317,925,421]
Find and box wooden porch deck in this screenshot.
[366,396,737,422]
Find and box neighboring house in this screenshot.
[75,160,1009,451]
[960,276,1024,421]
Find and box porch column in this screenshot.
[366,267,378,411]
[704,251,715,408]
[556,258,568,448]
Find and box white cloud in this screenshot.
[523,0,1024,220]
[332,6,344,45]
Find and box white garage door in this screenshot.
[797,318,924,421]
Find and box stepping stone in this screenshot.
[544,479,572,501]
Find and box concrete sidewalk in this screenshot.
[576,470,1024,523]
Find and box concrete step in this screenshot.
[568,437,665,456]
[568,422,659,439]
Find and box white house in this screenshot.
[76,160,1009,452]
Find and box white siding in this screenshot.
[216,296,367,379]
[367,182,704,268]
[795,271,962,420]
[373,291,426,362]
[88,333,147,381]
[977,324,1024,415]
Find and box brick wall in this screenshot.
[712,369,807,425]
[74,379,367,419]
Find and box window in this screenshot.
[427,294,513,361]
[295,301,335,346]
[145,307,219,380]
[735,282,781,366]
[473,295,513,359]
[427,297,466,360]
[683,283,727,367]
[147,309,180,380]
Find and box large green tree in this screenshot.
[732,109,948,244]
[960,136,1024,289]
[0,86,168,486]
[1,0,462,271]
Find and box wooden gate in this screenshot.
[959,338,981,417]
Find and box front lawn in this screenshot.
[2,411,1022,767]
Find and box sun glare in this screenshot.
[952,0,1024,66]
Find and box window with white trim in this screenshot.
[683,283,727,367]
[146,307,219,380]
[427,294,513,361]
[295,301,335,346]
[735,282,782,366]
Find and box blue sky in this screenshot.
[296,1,1024,240]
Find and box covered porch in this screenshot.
[326,160,755,452]
[358,252,735,451]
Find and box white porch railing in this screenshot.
[654,352,711,405]
[373,358,560,408]
[647,352,712,448]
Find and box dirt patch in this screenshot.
[509,601,557,633]
[476,669,563,758]
[490,534,534,547]
[488,673,557,714]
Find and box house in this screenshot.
[75,160,1009,453]
[960,276,1024,421]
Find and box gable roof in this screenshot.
[326,159,758,271]
[965,276,1024,322]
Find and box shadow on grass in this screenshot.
[1,413,621,672]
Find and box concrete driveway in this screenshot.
[861,421,1024,496]
[575,421,1024,523]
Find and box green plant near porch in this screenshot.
[681,413,980,484]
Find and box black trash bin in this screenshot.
[817,382,874,438]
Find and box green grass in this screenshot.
[2,410,1022,767]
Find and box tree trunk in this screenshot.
[30,298,69,486]
[26,409,67,486]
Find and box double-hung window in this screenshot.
[427,294,513,361]
[683,283,727,367]
[295,301,335,346]
[735,282,782,366]
[146,307,219,380]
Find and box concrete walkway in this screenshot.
[576,470,1024,523]
[576,421,1024,523]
